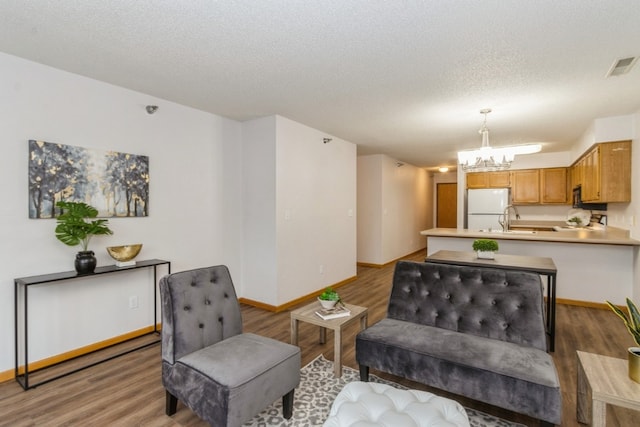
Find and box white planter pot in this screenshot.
[318,298,338,309]
[476,250,495,259]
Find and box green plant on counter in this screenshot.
[567,216,583,226]
[606,298,640,347]
[472,239,499,252]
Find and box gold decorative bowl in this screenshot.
[106,244,143,262]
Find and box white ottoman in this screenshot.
[323,381,470,427]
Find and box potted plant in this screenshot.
[472,239,499,259]
[606,298,640,383]
[55,201,113,274]
[318,287,341,309]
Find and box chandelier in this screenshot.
[457,109,541,172]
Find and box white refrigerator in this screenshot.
[467,188,510,230]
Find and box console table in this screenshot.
[426,250,557,352]
[14,259,170,390]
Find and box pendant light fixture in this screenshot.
[457,109,541,172]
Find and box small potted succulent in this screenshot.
[606,298,640,383]
[472,239,499,259]
[318,287,341,309]
[54,201,113,274]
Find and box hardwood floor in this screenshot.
[0,249,636,426]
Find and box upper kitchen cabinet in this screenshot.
[466,171,510,189]
[579,140,631,203]
[511,169,540,204]
[541,167,570,204]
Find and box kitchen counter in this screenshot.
[420,225,640,246]
[420,226,639,305]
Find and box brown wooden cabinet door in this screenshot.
[541,167,569,204]
[599,141,631,202]
[466,171,510,189]
[582,147,600,202]
[488,171,511,187]
[466,172,488,189]
[511,169,540,204]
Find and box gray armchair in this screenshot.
[159,265,300,427]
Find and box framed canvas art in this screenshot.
[28,140,149,218]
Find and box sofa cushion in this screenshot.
[388,261,548,351]
[356,318,561,424]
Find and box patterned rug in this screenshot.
[244,355,525,427]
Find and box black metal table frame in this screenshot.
[14,259,170,390]
[425,250,557,352]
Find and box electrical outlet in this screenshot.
[129,295,139,309]
[319,264,324,275]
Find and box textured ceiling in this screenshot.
[1,1,640,169]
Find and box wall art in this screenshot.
[28,140,149,218]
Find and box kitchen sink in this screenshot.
[477,229,537,234]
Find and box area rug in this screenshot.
[243,355,525,427]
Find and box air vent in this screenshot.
[605,56,638,77]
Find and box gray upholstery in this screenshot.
[356,261,562,425]
[160,265,301,427]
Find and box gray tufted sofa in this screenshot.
[356,261,561,426]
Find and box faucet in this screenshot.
[500,205,520,231]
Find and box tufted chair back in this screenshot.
[388,261,547,351]
[160,265,243,364]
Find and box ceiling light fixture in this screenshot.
[457,109,541,172]
[438,167,449,173]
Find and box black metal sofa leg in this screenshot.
[359,365,369,381]
[166,391,178,416]
[540,421,555,427]
[282,389,295,419]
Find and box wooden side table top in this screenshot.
[290,302,368,328]
[577,350,640,409]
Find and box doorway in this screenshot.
[437,182,457,228]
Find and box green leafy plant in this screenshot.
[472,239,499,252]
[606,298,640,346]
[55,201,113,251]
[567,216,583,226]
[319,287,340,302]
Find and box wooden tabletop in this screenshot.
[426,250,557,274]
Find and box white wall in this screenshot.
[241,116,357,306]
[0,53,243,373]
[275,117,357,303]
[357,156,383,262]
[241,117,278,304]
[357,154,429,265]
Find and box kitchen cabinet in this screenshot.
[466,171,510,189]
[511,169,540,204]
[578,140,631,203]
[541,167,569,204]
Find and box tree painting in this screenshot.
[28,140,149,218]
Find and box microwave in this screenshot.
[572,186,607,211]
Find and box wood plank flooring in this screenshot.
[0,249,637,426]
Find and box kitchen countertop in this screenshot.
[420,225,640,246]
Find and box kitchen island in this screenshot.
[420,226,640,305]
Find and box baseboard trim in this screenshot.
[2,324,161,384]
[557,298,622,311]
[357,248,427,269]
[239,275,358,313]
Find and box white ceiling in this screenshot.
[1,1,639,170]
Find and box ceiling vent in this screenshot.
[605,56,638,77]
